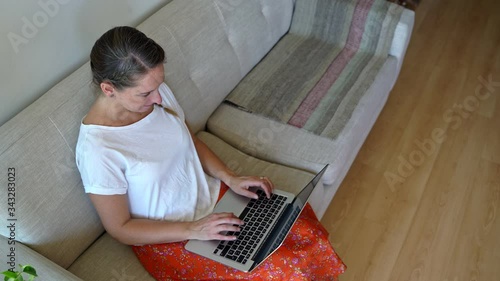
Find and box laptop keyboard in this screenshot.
[213,190,287,264]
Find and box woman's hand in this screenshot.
[187,213,244,241]
[226,175,274,199]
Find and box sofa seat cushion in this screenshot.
[68,233,154,281]
[196,132,315,192]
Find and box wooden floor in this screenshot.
[321,0,500,280]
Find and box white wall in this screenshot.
[0,0,172,126]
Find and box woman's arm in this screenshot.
[89,193,243,245]
[188,128,274,199]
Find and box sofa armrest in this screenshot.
[389,8,415,76]
[0,236,83,281]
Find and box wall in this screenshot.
[0,0,172,126]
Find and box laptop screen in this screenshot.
[292,164,328,208]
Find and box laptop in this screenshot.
[185,164,328,272]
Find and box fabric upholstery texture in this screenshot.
[0,63,104,269]
[197,132,317,197]
[68,234,154,281]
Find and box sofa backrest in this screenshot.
[0,0,293,269]
[0,64,102,269]
[138,0,294,133]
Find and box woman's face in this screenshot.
[113,64,165,113]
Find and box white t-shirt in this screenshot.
[75,83,220,222]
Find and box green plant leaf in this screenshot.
[20,266,37,277]
[1,271,17,279]
[2,270,20,281]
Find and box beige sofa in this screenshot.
[0,0,414,280]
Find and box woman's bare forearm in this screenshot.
[111,213,242,245]
[111,218,191,245]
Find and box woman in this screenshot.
[76,26,345,280]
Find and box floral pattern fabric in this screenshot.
[132,184,346,280]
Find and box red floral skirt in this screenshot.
[132,183,346,280]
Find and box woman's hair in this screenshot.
[90,26,165,91]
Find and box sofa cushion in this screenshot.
[136,0,294,133]
[68,233,154,281]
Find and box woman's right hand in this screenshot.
[187,212,244,241]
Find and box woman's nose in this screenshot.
[151,91,162,105]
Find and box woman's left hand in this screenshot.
[226,175,274,199]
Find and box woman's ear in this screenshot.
[100,81,116,97]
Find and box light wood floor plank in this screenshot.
[443,160,500,281]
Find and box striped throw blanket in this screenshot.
[225,0,404,139]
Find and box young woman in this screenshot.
[76,26,345,280]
